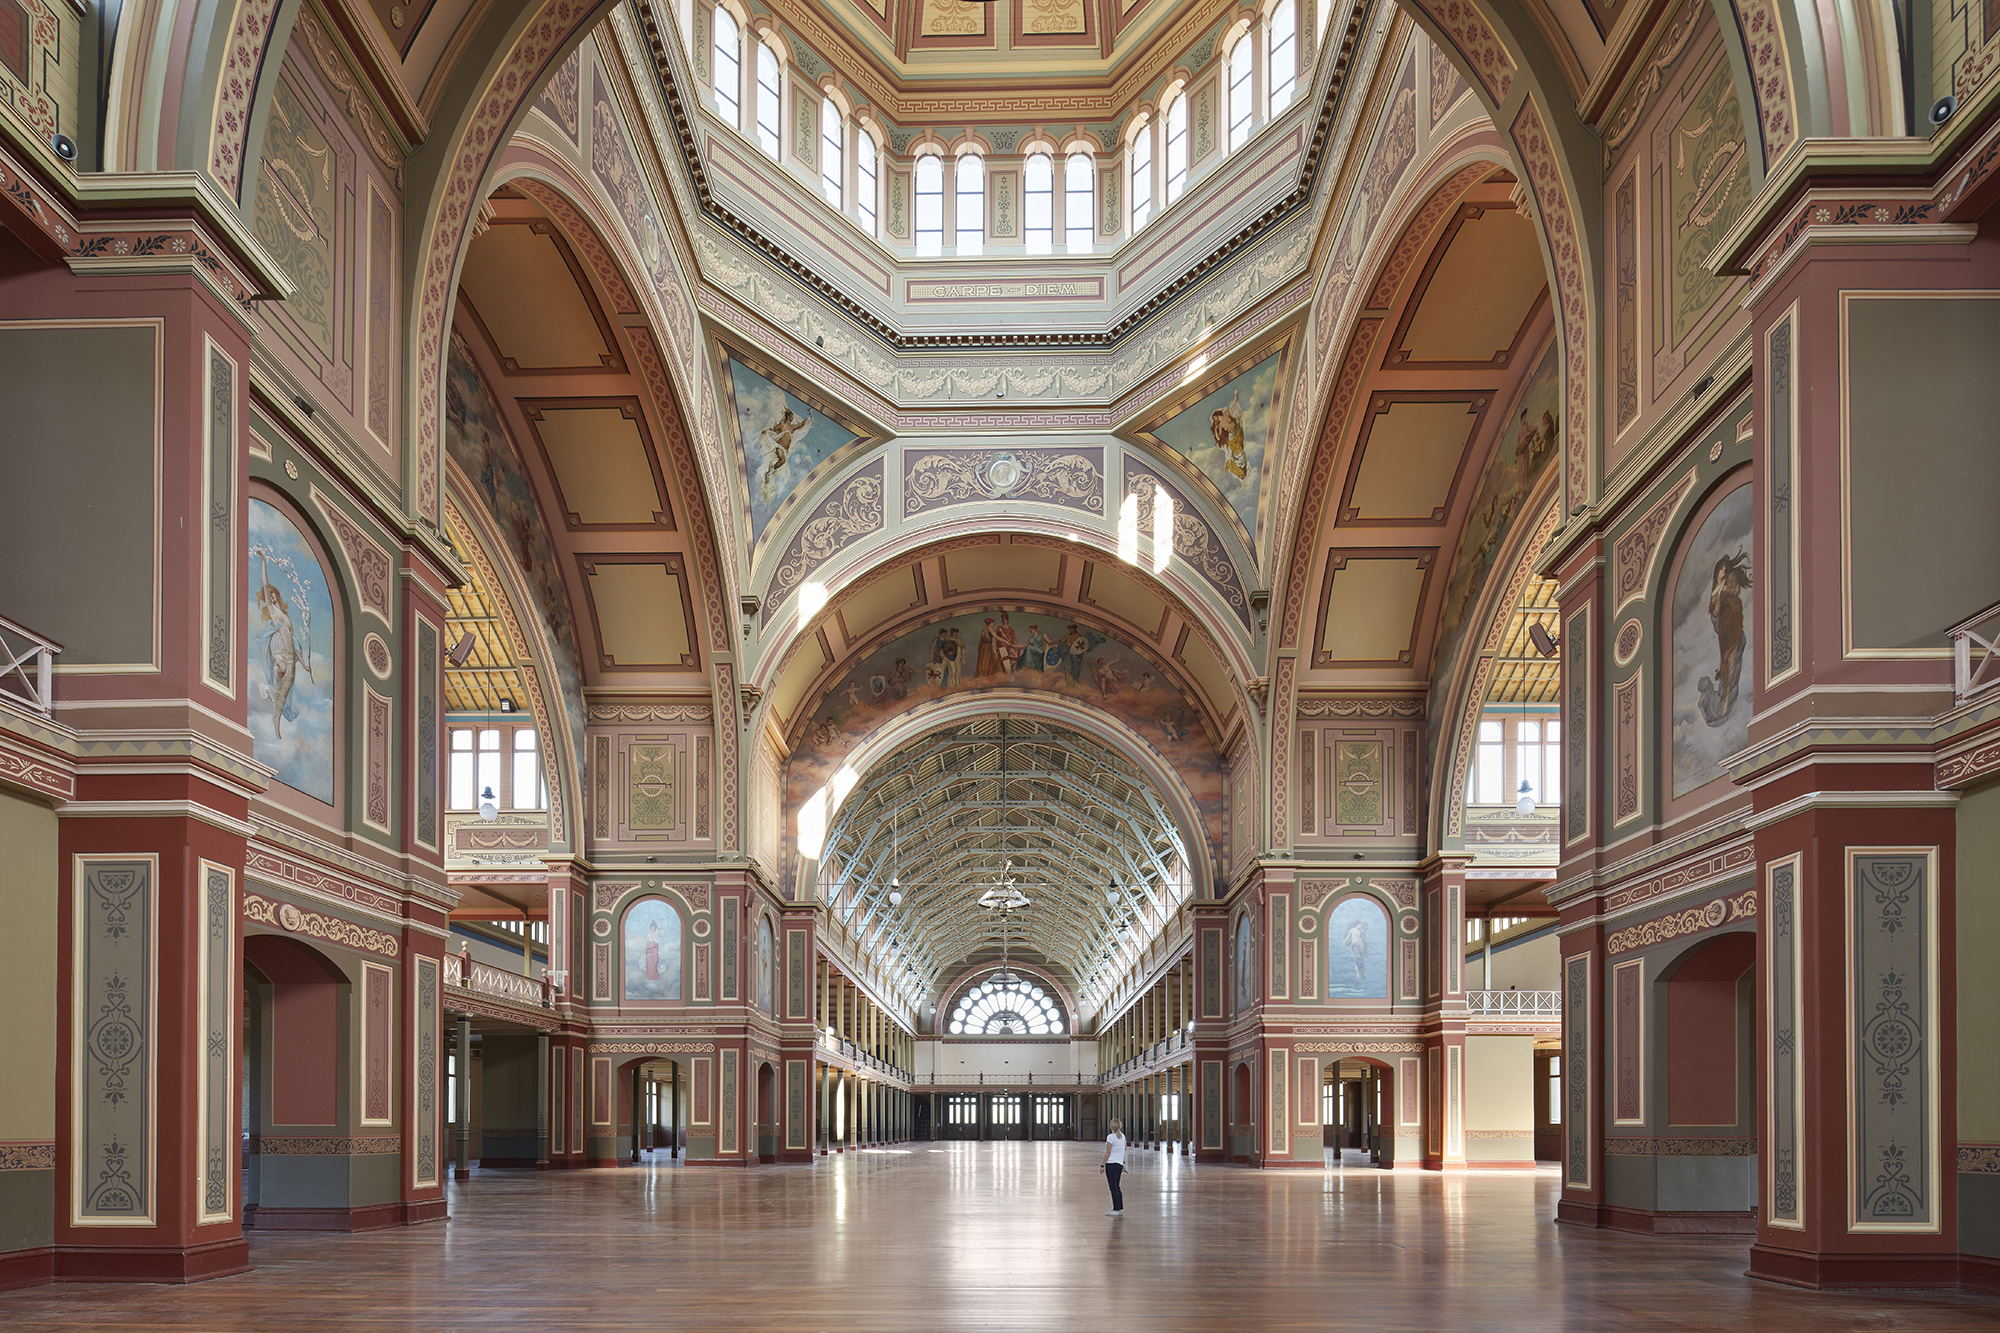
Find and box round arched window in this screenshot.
[946,977,1065,1035]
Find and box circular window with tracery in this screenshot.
[947,977,1065,1035]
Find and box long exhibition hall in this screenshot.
[1,0,1999,1324]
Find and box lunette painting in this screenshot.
[248,498,337,804]
[1670,484,1753,797]
[623,897,683,1001]
[1325,895,1390,1000]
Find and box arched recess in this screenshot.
[241,933,353,1228]
[1320,890,1393,1000]
[619,894,687,1003]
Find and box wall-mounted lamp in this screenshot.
[498,698,516,713]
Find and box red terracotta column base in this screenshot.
[1748,1243,1962,1290]
[0,1247,53,1291]
[1601,1206,1756,1235]
[1555,1198,1606,1226]
[246,1203,404,1232]
[402,1199,448,1225]
[53,1237,250,1283]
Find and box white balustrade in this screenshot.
[1464,989,1561,1015]
[0,615,60,715]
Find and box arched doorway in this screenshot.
[242,935,360,1229]
[1230,1061,1254,1161]
[755,1062,778,1163]
[1321,1058,1393,1166]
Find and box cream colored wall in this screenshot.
[1466,926,1560,991]
[1958,784,2000,1143]
[1463,1034,1534,1134]
[920,1038,1091,1083]
[0,789,57,1141]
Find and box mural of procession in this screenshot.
[785,609,1226,857]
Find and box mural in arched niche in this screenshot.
[785,609,1225,854]
[1670,480,1754,796]
[248,497,337,803]
[1234,914,1256,1015]
[756,915,774,1016]
[1324,894,1389,1000]
[622,897,683,1001]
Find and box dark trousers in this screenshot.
[1105,1163,1124,1210]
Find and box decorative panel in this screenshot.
[72,856,156,1225]
[1446,885,1461,995]
[197,861,234,1222]
[1269,1052,1289,1155]
[694,942,712,1000]
[366,184,395,446]
[1612,673,1641,826]
[1566,606,1590,844]
[1399,938,1418,1000]
[720,897,739,1000]
[787,1060,808,1149]
[1399,1056,1421,1126]
[720,1049,740,1153]
[1447,1045,1463,1159]
[1427,1048,1440,1153]
[1298,938,1317,1001]
[1298,731,1316,834]
[628,740,680,831]
[1201,1060,1223,1148]
[363,686,393,833]
[1268,893,1289,998]
[571,1048,584,1153]
[1564,952,1590,1188]
[787,929,808,1018]
[592,1057,612,1125]
[362,961,393,1125]
[413,955,438,1187]
[203,340,236,696]
[1297,1058,1319,1125]
[1612,958,1644,1125]
[1767,853,1802,1227]
[1846,848,1940,1232]
[693,1057,712,1124]
[1766,306,1798,685]
[1333,740,1383,826]
[592,942,612,1000]
[415,618,439,850]
[1201,928,1222,1017]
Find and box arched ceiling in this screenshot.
[817,714,1194,1009]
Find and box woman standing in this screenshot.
[1101,1118,1127,1216]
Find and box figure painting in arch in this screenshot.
[1671,484,1754,796]
[726,354,861,547]
[757,917,775,1016]
[1143,349,1281,543]
[780,608,1228,863]
[623,898,683,1000]
[247,499,336,804]
[1235,915,1257,1015]
[1325,896,1389,1000]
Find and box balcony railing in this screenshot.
[0,615,60,715]
[1465,989,1561,1016]
[443,952,552,1009]
[1952,597,2000,704]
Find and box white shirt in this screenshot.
[1105,1132,1127,1165]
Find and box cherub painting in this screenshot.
[727,356,860,546]
[246,499,335,803]
[1144,350,1282,541]
[1672,485,1755,796]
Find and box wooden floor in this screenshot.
[5,1143,1997,1330]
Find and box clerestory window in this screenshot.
[711,8,741,129]
[1025,152,1054,254]
[1065,151,1094,252]
[755,41,780,157]
[947,976,1065,1035]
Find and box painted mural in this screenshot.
[1235,915,1256,1013]
[757,917,775,1015]
[726,353,862,549]
[444,330,587,761]
[622,898,683,1001]
[1670,484,1754,797]
[785,609,1225,857]
[1143,350,1280,542]
[248,498,337,804]
[1425,340,1562,738]
[1325,895,1390,1000]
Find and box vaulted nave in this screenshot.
[2,0,1999,1320]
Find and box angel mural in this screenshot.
[1698,550,1753,726]
[757,405,813,502]
[1211,388,1247,479]
[1671,485,1755,796]
[246,499,335,803]
[726,356,862,546]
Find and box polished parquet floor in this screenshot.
[4,1142,1996,1330]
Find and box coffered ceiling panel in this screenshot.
[524,401,671,529]
[580,557,698,670]
[1080,563,1166,639]
[838,566,927,642]
[940,545,1065,596]
[457,220,620,374]
[1315,553,1436,667]
[1341,396,1486,524]
[1391,205,1547,369]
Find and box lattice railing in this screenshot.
[0,614,60,715]
[1465,989,1561,1015]
[1952,597,2000,705]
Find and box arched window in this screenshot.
[819,99,843,208]
[1024,152,1054,254]
[914,153,943,255]
[1065,151,1094,252]
[622,898,683,1001]
[1130,122,1153,229]
[1228,34,1254,151]
[946,976,1066,1035]
[711,8,741,129]
[955,152,985,253]
[1268,0,1297,114]
[755,41,780,157]
[1325,895,1389,1000]
[856,130,878,235]
[1164,94,1189,202]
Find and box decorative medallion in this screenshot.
[1400,916,1419,934]
[363,632,393,678]
[592,918,612,938]
[693,917,711,937]
[1614,618,1643,667]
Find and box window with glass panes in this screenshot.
[1463,711,1561,807]
[855,132,878,234]
[1228,36,1254,150]
[1165,95,1188,201]
[447,723,544,811]
[711,8,741,129]
[914,154,943,255]
[990,1094,1021,1125]
[945,1094,978,1125]
[819,99,842,207]
[1024,152,1053,253]
[1268,0,1296,112]
[955,153,984,252]
[755,42,780,157]
[1065,152,1093,251]
[1034,1095,1068,1125]
[1130,123,1154,228]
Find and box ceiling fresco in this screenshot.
[720,344,877,554]
[1128,341,1287,554]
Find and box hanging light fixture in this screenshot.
[478,785,498,822]
[887,801,903,907]
[1515,692,1536,815]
